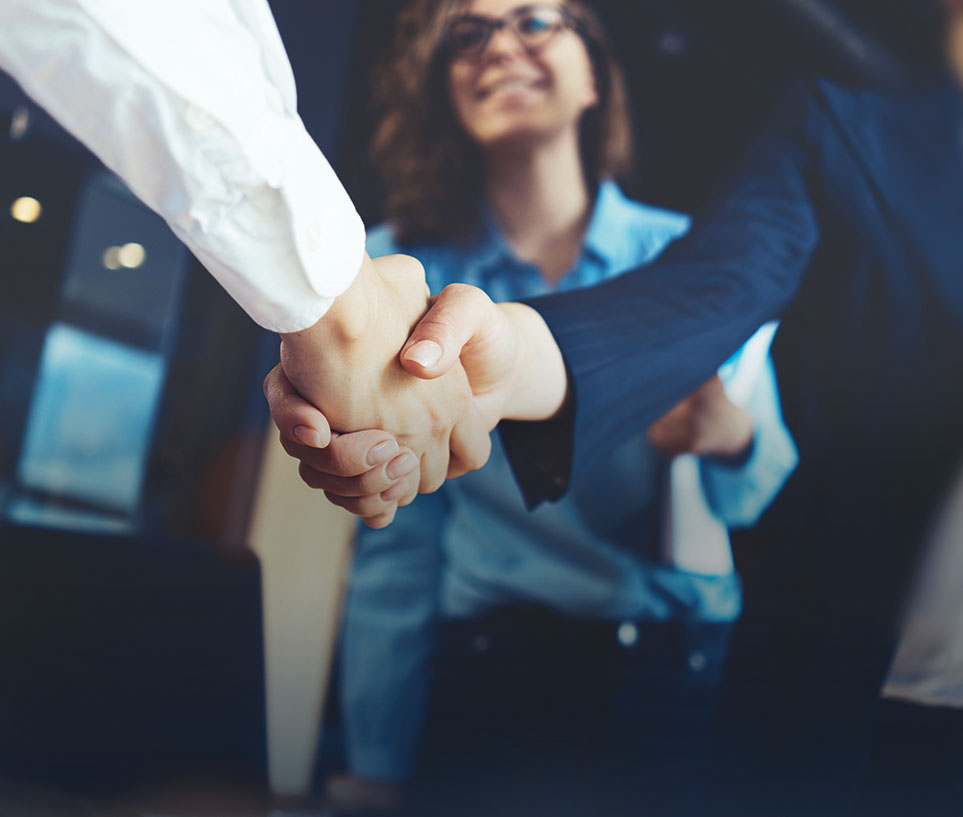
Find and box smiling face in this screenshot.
[446,0,599,153]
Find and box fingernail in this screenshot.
[386,451,418,480]
[367,439,400,466]
[294,425,322,448]
[405,340,443,368]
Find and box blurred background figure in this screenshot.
[324,2,796,815]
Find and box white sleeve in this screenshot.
[0,0,365,333]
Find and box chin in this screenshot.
[476,120,560,151]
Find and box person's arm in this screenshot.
[388,86,823,505]
[500,84,824,504]
[0,0,493,489]
[0,0,362,333]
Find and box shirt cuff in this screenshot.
[499,394,576,509]
[172,119,366,333]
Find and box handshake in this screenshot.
[267,253,755,528]
[267,252,569,528]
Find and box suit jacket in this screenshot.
[503,78,963,815]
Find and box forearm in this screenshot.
[513,84,824,503]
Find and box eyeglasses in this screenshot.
[444,4,577,62]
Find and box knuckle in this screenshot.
[419,471,446,495]
[466,436,492,472]
[428,416,451,441]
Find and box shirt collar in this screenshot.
[471,180,628,279]
[473,205,520,276]
[580,180,628,269]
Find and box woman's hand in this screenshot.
[263,363,423,529]
[646,375,754,459]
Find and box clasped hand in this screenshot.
[269,255,567,527]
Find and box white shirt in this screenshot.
[0,0,365,333]
[883,465,963,707]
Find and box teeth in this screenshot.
[484,78,537,96]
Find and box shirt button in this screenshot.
[617,621,639,648]
[688,650,708,672]
[184,103,216,132]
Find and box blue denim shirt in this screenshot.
[339,182,798,779]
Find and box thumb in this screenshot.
[400,284,497,380]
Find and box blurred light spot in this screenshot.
[656,29,688,58]
[11,196,42,223]
[118,242,146,268]
[617,621,639,647]
[103,246,122,270]
[9,106,30,141]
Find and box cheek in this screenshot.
[572,56,600,110]
[547,44,598,112]
[447,69,479,130]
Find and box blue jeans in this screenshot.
[410,605,734,817]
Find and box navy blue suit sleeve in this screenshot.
[503,84,825,507]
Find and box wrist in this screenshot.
[278,253,382,414]
[281,252,376,349]
[499,303,569,422]
[279,253,379,391]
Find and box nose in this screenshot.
[481,23,527,62]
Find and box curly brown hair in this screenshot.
[370,0,635,245]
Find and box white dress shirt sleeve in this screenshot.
[0,0,366,333]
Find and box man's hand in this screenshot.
[396,284,568,425]
[266,283,570,525]
[646,375,754,459]
[278,255,493,496]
